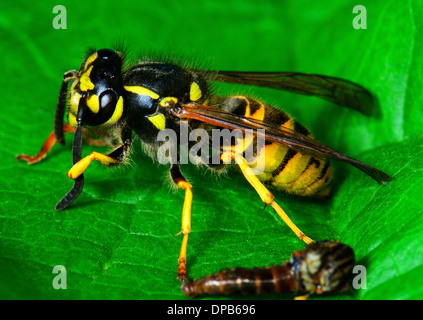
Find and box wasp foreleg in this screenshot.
[16,124,76,164]
[66,138,132,180]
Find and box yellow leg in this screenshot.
[221,151,313,244]
[67,151,119,179]
[175,180,193,281]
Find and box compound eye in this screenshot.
[99,90,117,113]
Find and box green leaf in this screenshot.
[1,0,422,300]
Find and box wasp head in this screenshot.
[67,49,125,127]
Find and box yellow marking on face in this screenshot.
[79,65,95,91]
[70,78,78,93]
[160,97,178,107]
[147,113,166,130]
[124,86,159,99]
[68,112,77,128]
[86,94,100,113]
[84,52,98,70]
[189,82,202,101]
[69,84,80,115]
[68,80,81,114]
[106,96,124,125]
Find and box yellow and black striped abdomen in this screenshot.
[220,96,333,197]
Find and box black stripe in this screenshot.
[264,108,291,127]
[311,158,321,169]
[272,149,297,178]
[248,99,263,117]
[221,96,249,115]
[317,160,331,180]
[297,156,316,179]
[293,121,311,136]
[303,159,331,190]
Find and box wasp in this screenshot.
[181,240,355,298]
[17,48,391,281]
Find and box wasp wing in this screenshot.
[172,104,391,185]
[203,71,376,116]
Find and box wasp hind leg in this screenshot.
[221,151,313,244]
[170,164,193,282]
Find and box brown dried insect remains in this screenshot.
[181,240,355,298]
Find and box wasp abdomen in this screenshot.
[181,265,298,297]
[219,96,333,197]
